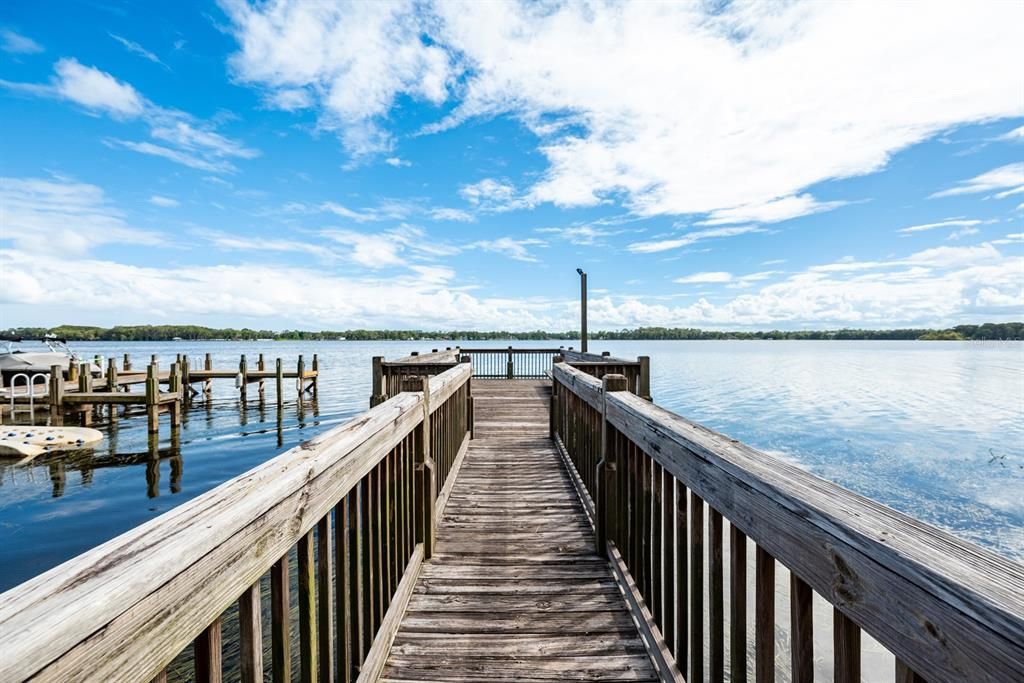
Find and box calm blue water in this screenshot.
[0,340,1021,591]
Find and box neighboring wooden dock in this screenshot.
[1,351,318,434]
[0,347,1020,683]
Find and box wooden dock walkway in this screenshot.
[382,380,656,682]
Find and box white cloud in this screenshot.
[628,225,764,253]
[222,1,1024,218]
[149,195,180,208]
[700,194,846,225]
[469,237,545,262]
[459,178,528,212]
[0,176,163,255]
[105,139,236,174]
[675,271,733,284]
[1,29,43,54]
[897,218,984,234]
[930,163,1024,198]
[53,58,145,118]
[2,58,257,174]
[998,125,1024,141]
[385,157,411,167]
[265,87,312,111]
[110,34,167,68]
[536,225,631,245]
[150,121,259,160]
[429,207,474,222]
[221,0,453,157]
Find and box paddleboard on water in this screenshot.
[0,426,104,461]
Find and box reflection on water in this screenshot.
[0,340,1021,593]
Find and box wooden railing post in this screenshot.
[506,346,513,379]
[460,355,474,439]
[638,355,651,401]
[597,373,628,554]
[408,377,435,558]
[370,356,385,407]
[550,355,564,440]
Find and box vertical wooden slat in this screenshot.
[652,461,663,630]
[730,525,747,683]
[318,515,335,683]
[675,479,688,668]
[150,670,168,683]
[298,530,317,683]
[662,471,676,652]
[272,554,291,683]
[641,451,651,605]
[335,497,352,683]
[194,616,223,683]
[374,461,385,626]
[755,545,775,683]
[362,475,374,663]
[834,607,861,683]
[896,659,927,683]
[690,492,704,683]
[365,468,377,635]
[383,453,393,609]
[710,508,724,683]
[239,582,263,683]
[790,574,813,683]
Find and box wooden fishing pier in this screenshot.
[0,347,1020,683]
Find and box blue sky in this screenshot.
[1,0,1022,331]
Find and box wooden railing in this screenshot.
[370,350,462,405]
[550,362,1023,683]
[558,349,651,400]
[0,363,473,683]
[460,347,562,379]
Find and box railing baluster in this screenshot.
[756,545,775,683]
[317,515,334,683]
[652,461,663,630]
[790,574,813,683]
[690,492,704,683]
[239,582,263,683]
[193,616,222,683]
[730,525,748,683]
[663,470,675,653]
[710,508,725,683]
[834,607,861,683]
[675,479,688,669]
[272,554,291,683]
[298,530,317,683]
[896,659,927,682]
[335,497,352,683]
[359,478,371,662]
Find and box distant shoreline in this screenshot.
[4,323,1021,342]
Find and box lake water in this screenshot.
[0,340,1021,592]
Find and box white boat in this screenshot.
[0,335,102,383]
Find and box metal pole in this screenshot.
[577,268,588,353]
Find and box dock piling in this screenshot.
[296,355,305,396]
[123,353,131,372]
[275,358,284,408]
[239,355,248,401]
[257,354,266,399]
[146,363,159,433]
[48,364,64,425]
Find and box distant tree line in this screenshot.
[3,322,1022,342]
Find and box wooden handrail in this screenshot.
[0,364,473,682]
[551,362,1024,683]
